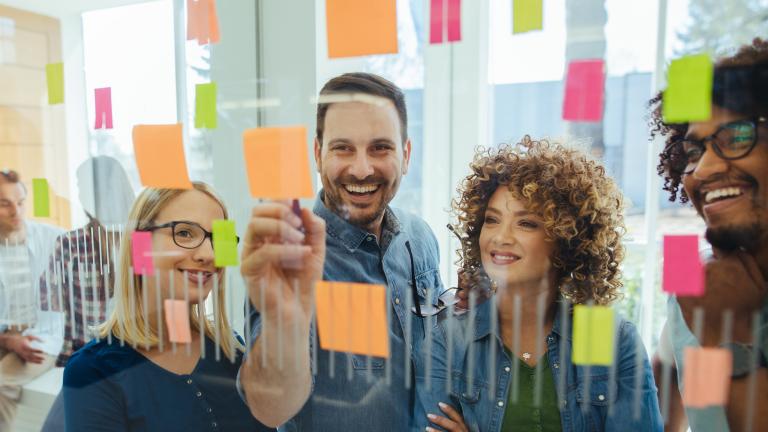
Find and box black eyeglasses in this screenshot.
[678,117,767,174]
[141,220,240,250]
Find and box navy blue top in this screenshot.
[64,336,272,432]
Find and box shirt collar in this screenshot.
[472,296,572,341]
[313,190,400,252]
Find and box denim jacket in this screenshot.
[415,299,663,432]
[242,193,444,431]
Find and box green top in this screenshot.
[501,349,562,432]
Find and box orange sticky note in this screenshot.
[132,124,193,190]
[326,0,398,58]
[164,299,192,343]
[242,126,313,199]
[315,281,389,358]
[187,0,220,45]
[682,347,732,408]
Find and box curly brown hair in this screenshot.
[650,38,768,203]
[451,136,626,306]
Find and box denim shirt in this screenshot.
[244,193,444,431]
[415,299,663,432]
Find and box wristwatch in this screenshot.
[720,342,768,378]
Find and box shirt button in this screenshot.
[497,400,504,407]
[395,298,400,305]
[196,391,202,397]
[598,394,605,401]
[211,422,217,428]
[553,362,559,369]
[207,408,212,413]
[504,366,511,372]
[186,379,193,384]
[366,236,374,241]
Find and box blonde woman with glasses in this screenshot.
[63,182,272,431]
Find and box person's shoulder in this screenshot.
[27,220,65,236]
[390,207,437,239]
[64,339,137,388]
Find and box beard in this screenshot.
[705,222,763,253]
[321,173,398,229]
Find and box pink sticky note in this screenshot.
[446,0,461,42]
[682,347,732,408]
[164,299,192,343]
[94,87,113,129]
[663,235,704,296]
[131,231,154,276]
[429,0,444,44]
[562,59,605,122]
[186,0,220,45]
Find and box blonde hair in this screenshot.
[97,182,242,358]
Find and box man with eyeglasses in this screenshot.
[237,73,445,431]
[651,39,768,431]
[0,169,63,431]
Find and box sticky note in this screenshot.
[186,0,220,45]
[94,87,113,129]
[513,0,543,34]
[663,235,705,297]
[430,0,462,44]
[132,124,193,190]
[164,299,192,343]
[242,126,314,199]
[682,347,732,408]
[326,0,398,58]
[572,305,614,366]
[46,63,64,105]
[212,219,238,267]
[195,82,217,129]
[563,59,605,122]
[131,231,154,276]
[32,178,50,217]
[663,54,713,123]
[315,281,389,357]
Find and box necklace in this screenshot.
[522,352,531,361]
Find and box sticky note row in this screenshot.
[572,304,614,366]
[165,299,192,343]
[32,178,50,217]
[195,82,217,129]
[187,0,220,45]
[212,219,238,267]
[682,347,732,408]
[513,0,543,34]
[326,0,397,58]
[662,235,704,297]
[430,0,462,44]
[663,54,713,123]
[46,63,64,105]
[132,231,154,276]
[315,281,389,357]
[95,87,113,129]
[563,59,605,122]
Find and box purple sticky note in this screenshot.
[132,231,154,276]
[562,59,605,122]
[663,235,705,297]
[94,87,113,129]
[446,0,461,42]
[429,0,444,44]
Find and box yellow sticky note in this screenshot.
[663,54,713,123]
[682,347,732,408]
[242,126,314,200]
[572,305,614,366]
[32,178,50,217]
[195,82,217,129]
[132,124,193,190]
[513,0,543,34]
[326,0,398,58]
[212,219,238,267]
[315,281,389,358]
[46,63,64,105]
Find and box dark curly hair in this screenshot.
[650,38,768,203]
[451,136,626,306]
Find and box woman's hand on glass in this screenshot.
[426,402,468,432]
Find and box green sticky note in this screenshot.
[32,178,50,217]
[213,219,238,267]
[572,305,614,366]
[513,0,543,34]
[195,82,217,129]
[46,63,64,105]
[663,54,713,123]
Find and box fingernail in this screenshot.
[426,428,434,432]
[438,402,448,409]
[427,413,437,420]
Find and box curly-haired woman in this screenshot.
[415,137,662,432]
